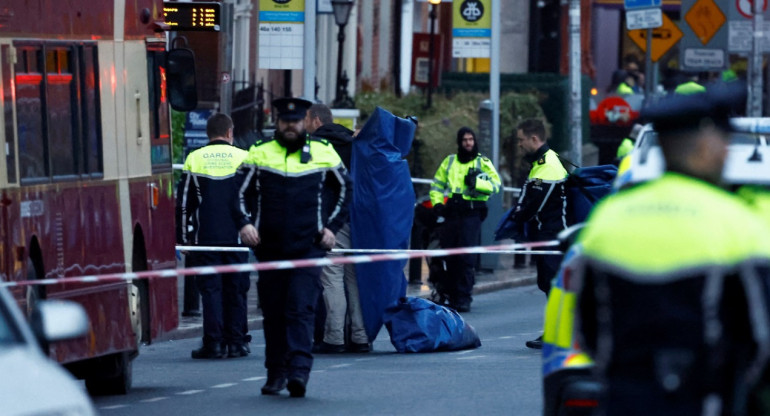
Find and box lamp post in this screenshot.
[331,0,355,108]
[426,0,441,109]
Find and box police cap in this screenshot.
[641,82,747,136]
[272,97,313,121]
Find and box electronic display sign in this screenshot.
[163,2,221,32]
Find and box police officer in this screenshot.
[176,113,251,359]
[236,97,352,398]
[430,127,501,312]
[574,84,770,415]
[508,119,569,349]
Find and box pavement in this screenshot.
[161,253,537,342]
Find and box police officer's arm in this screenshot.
[510,178,550,225]
[234,161,260,246]
[474,157,502,195]
[429,156,451,207]
[175,161,198,244]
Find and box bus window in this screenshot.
[80,44,103,177]
[14,42,103,183]
[45,46,77,178]
[15,45,47,182]
[147,45,171,169]
[1,45,16,184]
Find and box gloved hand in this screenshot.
[464,168,479,190]
[433,203,445,217]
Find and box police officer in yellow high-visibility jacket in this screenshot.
[574,85,770,416]
[236,97,352,399]
[509,119,569,349]
[430,127,501,313]
[176,113,250,360]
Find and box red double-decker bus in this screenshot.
[0,0,188,394]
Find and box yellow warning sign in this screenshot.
[684,0,726,45]
[628,13,684,62]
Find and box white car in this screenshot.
[0,285,96,416]
[617,118,770,188]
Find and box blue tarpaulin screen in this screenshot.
[351,107,416,341]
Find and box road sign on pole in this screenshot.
[679,0,728,71]
[624,0,662,9]
[628,13,683,62]
[626,8,663,30]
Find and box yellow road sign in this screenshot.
[628,13,683,62]
[685,0,726,45]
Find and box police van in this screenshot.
[542,118,770,416]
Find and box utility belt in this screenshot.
[445,194,488,219]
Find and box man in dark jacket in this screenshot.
[237,98,352,398]
[510,119,568,349]
[304,104,369,354]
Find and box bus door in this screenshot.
[0,43,15,283]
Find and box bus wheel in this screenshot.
[84,352,133,395]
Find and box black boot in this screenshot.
[525,335,543,350]
[227,344,250,358]
[261,371,287,395]
[287,377,307,398]
[191,344,224,359]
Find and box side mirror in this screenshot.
[166,48,198,111]
[30,300,89,350]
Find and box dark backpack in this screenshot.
[564,164,618,225]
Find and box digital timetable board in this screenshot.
[163,2,221,32]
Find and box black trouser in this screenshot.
[531,231,563,296]
[439,211,482,307]
[188,250,250,348]
[257,250,323,381]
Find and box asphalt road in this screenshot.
[91,285,547,416]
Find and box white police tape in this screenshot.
[2,240,560,288]
[331,248,564,255]
[175,246,561,255]
[176,245,251,252]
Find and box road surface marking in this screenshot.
[457,355,486,360]
[140,397,168,403]
[328,363,352,369]
[176,390,204,395]
[100,405,129,410]
[242,376,266,382]
[212,383,238,389]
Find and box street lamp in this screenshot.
[426,0,441,109]
[331,0,355,108]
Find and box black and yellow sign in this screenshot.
[164,2,221,32]
[628,13,683,62]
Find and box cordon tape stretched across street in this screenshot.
[1,241,560,287]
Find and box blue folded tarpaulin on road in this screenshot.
[351,107,416,342]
